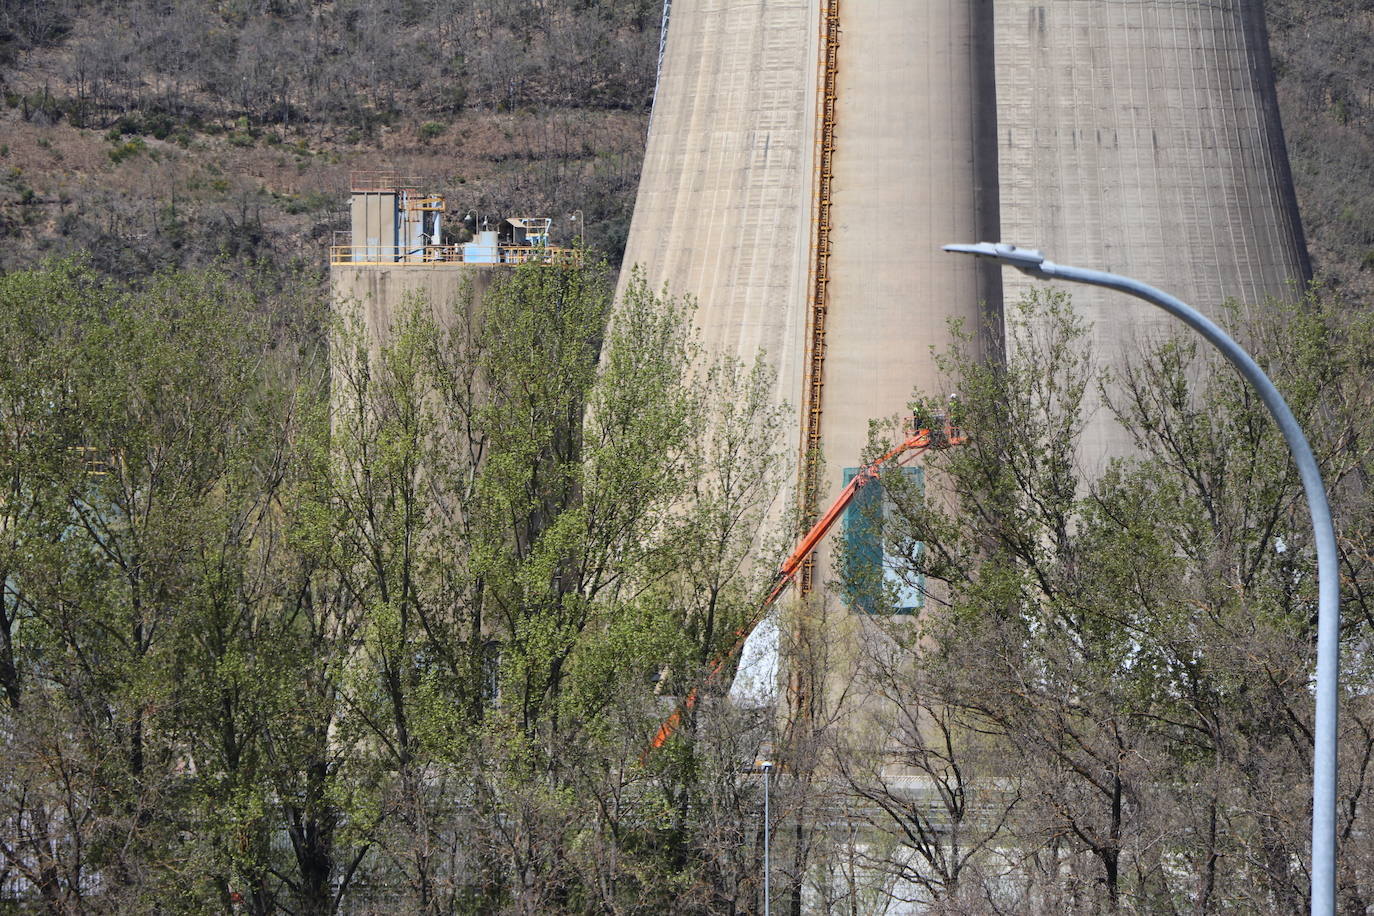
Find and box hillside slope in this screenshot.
[0,0,1368,297]
[1266,0,1374,297]
[0,0,658,278]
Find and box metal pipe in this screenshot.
[944,242,1340,916]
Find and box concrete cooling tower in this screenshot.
[995,0,1310,468]
[618,0,1002,608]
[618,0,1309,623]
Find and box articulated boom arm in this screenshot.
[646,416,965,753]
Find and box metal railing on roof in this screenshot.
[401,195,446,212]
[349,171,425,192]
[330,244,582,267]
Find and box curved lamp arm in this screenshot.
[944,242,1340,916]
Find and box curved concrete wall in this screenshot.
[995,0,1310,467]
[618,0,1309,589]
[616,0,817,436]
[821,0,1000,524]
[619,0,1000,566]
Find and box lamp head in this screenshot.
[943,242,1050,278]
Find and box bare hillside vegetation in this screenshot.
[0,0,659,278]
[1266,1,1374,298]
[0,1,1370,295]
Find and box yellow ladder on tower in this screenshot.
[798,0,840,594]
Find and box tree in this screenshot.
[320,262,792,913]
[847,287,1374,913]
[0,257,802,913]
[0,261,333,912]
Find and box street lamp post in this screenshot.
[943,242,1341,916]
[762,760,772,916]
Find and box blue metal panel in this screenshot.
[842,466,924,614]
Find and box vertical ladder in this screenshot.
[798,0,840,595]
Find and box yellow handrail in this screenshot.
[329,244,582,267]
[402,196,446,212]
[349,171,425,192]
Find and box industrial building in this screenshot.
[328,0,1311,724]
[330,171,578,342]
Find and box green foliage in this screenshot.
[311,260,787,910]
[278,189,331,214]
[851,286,1374,912]
[0,255,794,912]
[107,136,146,163]
[0,259,334,910]
[18,258,1374,912]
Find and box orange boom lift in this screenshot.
[647,413,966,753]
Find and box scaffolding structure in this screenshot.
[336,172,578,267]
